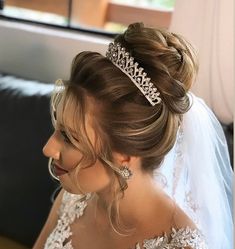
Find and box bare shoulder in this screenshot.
[156,191,197,229]
[166,200,205,249]
[156,191,197,231]
[136,194,206,249]
[32,188,65,249]
[143,195,205,249]
[172,203,197,230]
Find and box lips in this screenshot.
[52,163,68,177]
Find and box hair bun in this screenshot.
[114,22,198,114]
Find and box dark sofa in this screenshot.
[0,74,59,248]
[0,74,233,248]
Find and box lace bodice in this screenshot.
[44,191,208,249]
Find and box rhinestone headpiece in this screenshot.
[106,42,161,106]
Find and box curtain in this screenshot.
[169,0,234,124]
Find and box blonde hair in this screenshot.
[50,22,198,235]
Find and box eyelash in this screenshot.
[60,130,72,144]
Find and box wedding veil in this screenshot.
[154,93,233,249]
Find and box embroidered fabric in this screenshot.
[44,191,91,249]
[44,191,208,249]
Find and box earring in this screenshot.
[117,165,133,180]
[48,157,59,181]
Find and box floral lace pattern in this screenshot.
[44,191,208,249]
[172,127,201,227]
[135,226,208,249]
[44,191,91,249]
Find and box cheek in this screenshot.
[77,161,111,192]
[61,149,83,171]
[59,160,112,194]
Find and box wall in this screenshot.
[0,17,233,123]
[170,0,234,123]
[0,20,111,83]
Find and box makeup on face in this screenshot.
[52,162,69,177]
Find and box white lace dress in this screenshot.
[44,191,208,249]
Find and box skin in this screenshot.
[43,94,196,243]
[43,127,161,214]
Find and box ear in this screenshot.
[112,151,141,169]
[112,151,130,165]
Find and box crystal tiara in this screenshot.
[106,42,161,106]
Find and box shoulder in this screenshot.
[153,191,197,231]
[172,203,197,230]
[156,193,207,248]
[136,194,208,249]
[136,226,208,249]
[165,202,208,249]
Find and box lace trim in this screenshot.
[172,127,201,227]
[44,191,208,249]
[135,226,208,249]
[44,191,91,249]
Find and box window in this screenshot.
[1,0,175,34]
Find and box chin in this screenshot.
[59,178,87,195]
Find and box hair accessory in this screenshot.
[106,42,161,106]
[116,165,133,180]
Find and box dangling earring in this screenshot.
[48,157,59,181]
[117,165,133,180]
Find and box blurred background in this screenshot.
[0,0,233,248]
[1,0,175,32]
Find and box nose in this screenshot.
[43,131,61,160]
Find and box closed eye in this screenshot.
[60,130,72,144]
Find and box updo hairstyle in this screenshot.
[51,22,198,234]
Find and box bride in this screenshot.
[33,23,233,249]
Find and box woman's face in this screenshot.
[43,99,112,195]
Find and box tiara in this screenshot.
[106,42,161,106]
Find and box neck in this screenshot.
[93,170,167,230]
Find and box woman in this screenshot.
[33,23,232,249]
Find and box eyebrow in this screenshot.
[58,124,79,141]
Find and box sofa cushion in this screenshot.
[0,236,29,249]
[0,74,59,247]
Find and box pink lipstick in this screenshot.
[53,164,68,177]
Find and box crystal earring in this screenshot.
[48,157,59,181]
[117,165,133,180]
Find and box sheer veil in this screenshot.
[154,92,233,249]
